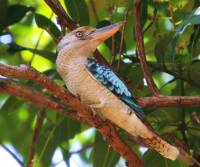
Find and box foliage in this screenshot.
[0,0,200,167]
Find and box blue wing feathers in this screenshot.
[87,58,147,121]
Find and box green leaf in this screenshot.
[36,117,80,167]
[176,9,200,33]
[37,126,57,167]
[0,0,8,31]
[36,120,61,167]
[143,150,188,167]
[35,13,61,39]
[141,0,149,28]
[154,34,173,64]
[187,25,200,56]
[0,4,34,32]
[7,42,26,53]
[188,61,200,86]
[55,118,81,144]
[1,96,23,113]
[64,0,79,22]
[93,132,119,167]
[45,109,57,123]
[171,7,200,56]
[0,94,9,110]
[64,0,89,25]
[7,42,56,62]
[124,15,135,52]
[77,0,89,25]
[6,5,34,26]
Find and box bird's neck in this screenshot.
[56,49,88,78]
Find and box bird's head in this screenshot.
[57,22,123,57]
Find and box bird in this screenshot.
[56,22,193,164]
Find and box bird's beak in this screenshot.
[89,22,124,41]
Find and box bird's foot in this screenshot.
[97,111,107,121]
[88,102,106,121]
[90,108,106,121]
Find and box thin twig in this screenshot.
[179,66,189,146]
[109,5,117,66]
[27,109,45,167]
[29,29,45,65]
[117,10,128,72]
[143,8,157,34]
[110,35,116,65]
[134,0,159,96]
[30,12,54,64]
[1,144,25,167]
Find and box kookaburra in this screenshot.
[56,22,193,164]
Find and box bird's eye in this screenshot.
[75,31,84,38]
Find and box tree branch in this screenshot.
[0,64,144,167]
[134,0,160,96]
[27,109,45,167]
[0,78,81,121]
[138,96,200,108]
[44,0,77,30]
[2,64,200,166]
[0,79,64,111]
[2,76,200,112]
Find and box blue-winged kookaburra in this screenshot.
[56,22,193,164]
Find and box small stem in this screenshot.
[29,12,54,64]
[102,146,111,167]
[109,5,117,66]
[134,0,159,96]
[117,10,128,72]
[110,35,116,66]
[27,109,45,167]
[29,29,45,65]
[36,119,63,167]
[143,8,157,34]
[179,65,188,146]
